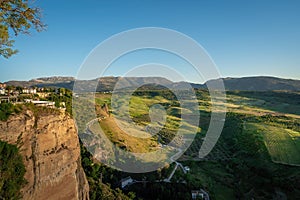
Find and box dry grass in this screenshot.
[97,117,158,153]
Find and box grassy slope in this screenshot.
[227,91,300,116]
[245,123,300,165]
[96,117,158,153]
[94,92,198,150]
[90,90,300,199]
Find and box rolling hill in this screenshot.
[207,76,300,91]
[4,76,300,91]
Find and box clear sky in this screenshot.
[1,0,300,83]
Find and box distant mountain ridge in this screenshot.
[208,76,300,91]
[4,76,300,91]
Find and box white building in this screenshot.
[120,176,133,188]
[192,190,204,199]
[191,189,210,200]
[184,166,190,172]
[0,88,5,95]
[25,99,55,107]
[22,88,37,94]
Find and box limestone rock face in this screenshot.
[0,109,89,200]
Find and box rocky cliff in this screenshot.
[0,108,89,200]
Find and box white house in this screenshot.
[120,176,133,188]
[22,88,29,93]
[25,99,55,107]
[22,88,37,94]
[191,190,204,199]
[0,88,5,95]
[184,166,190,172]
[191,189,210,200]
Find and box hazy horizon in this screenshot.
[2,74,300,85]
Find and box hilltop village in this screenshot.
[0,83,70,110]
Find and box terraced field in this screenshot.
[244,123,300,166]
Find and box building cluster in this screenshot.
[0,85,65,109]
[0,86,43,99]
[0,83,6,95]
[0,84,45,96]
[22,87,37,94]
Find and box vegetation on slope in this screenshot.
[179,112,300,199]
[0,140,26,199]
[228,90,300,115]
[245,122,300,165]
[0,103,22,121]
[80,142,135,200]
[2,87,295,199]
[85,89,300,199]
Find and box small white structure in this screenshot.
[25,99,55,107]
[191,190,204,199]
[22,88,37,94]
[191,189,210,200]
[184,166,190,172]
[0,88,5,95]
[59,102,66,108]
[0,96,9,103]
[120,176,133,188]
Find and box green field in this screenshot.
[86,90,300,199]
[93,91,300,167]
[244,123,300,166]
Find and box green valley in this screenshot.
[81,88,300,199]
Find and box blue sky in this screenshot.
[1,0,300,83]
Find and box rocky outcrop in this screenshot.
[0,109,89,200]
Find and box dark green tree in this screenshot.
[0,0,45,58]
[0,140,27,199]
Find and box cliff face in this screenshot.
[0,109,89,200]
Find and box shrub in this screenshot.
[0,140,27,199]
[0,103,22,121]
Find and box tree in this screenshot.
[16,85,23,93]
[5,85,14,96]
[0,140,27,199]
[0,0,45,58]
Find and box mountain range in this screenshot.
[3,76,300,91]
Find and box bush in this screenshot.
[0,140,27,199]
[0,103,22,121]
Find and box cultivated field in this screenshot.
[244,123,300,166]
